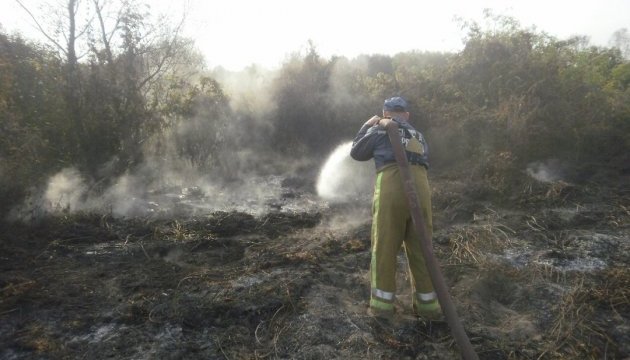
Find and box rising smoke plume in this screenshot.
[526,159,565,183]
[8,51,394,222]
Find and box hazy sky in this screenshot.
[1,0,628,70]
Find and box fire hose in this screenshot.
[385,121,479,360]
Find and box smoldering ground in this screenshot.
[2,162,628,359]
[2,58,629,359]
[8,56,380,223]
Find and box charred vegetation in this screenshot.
[1,6,629,360]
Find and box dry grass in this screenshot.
[440,213,516,265]
[154,220,206,242]
[537,267,629,359]
[2,175,627,359]
[518,179,578,208]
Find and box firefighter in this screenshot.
[350,97,440,320]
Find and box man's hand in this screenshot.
[378,117,393,128]
[365,115,381,127]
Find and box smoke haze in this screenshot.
[7,53,397,222]
[10,162,294,221]
[526,159,565,183]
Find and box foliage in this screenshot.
[398,14,630,179]
[1,9,629,214]
[0,33,68,213]
[269,42,337,155]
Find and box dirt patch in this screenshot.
[1,176,628,359]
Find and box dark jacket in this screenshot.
[350,117,429,171]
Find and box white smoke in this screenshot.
[316,141,374,202]
[9,159,288,221]
[212,66,277,120]
[43,168,88,212]
[99,172,146,218]
[526,159,564,183]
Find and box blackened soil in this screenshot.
[0,176,629,359]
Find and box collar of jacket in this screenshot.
[391,116,407,124]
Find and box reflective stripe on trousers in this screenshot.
[370,164,435,310]
[416,291,437,303]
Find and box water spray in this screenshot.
[316,141,373,202]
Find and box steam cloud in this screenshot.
[12,139,375,221]
[8,55,386,222]
[9,162,292,221]
[526,159,564,182]
[43,168,89,213]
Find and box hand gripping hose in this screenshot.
[386,122,479,360]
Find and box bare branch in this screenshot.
[137,41,174,90]
[137,14,186,89]
[15,0,67,55]
[76,48,90,60]
[107,6,124,45]
[93,0,113,65]
[76,14,96,39]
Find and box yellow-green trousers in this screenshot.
[370,164,437,312]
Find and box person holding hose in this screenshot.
[350,96,440,321]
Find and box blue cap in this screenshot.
[383,97,408,112]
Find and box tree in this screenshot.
[0,32,67,213]
[16,0,90,144]
[610,28,630,59]
[271,42,336,155]
[15,0,193,174]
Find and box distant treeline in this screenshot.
[1,6,629,213]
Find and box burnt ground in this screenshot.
[0,175,629,359]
